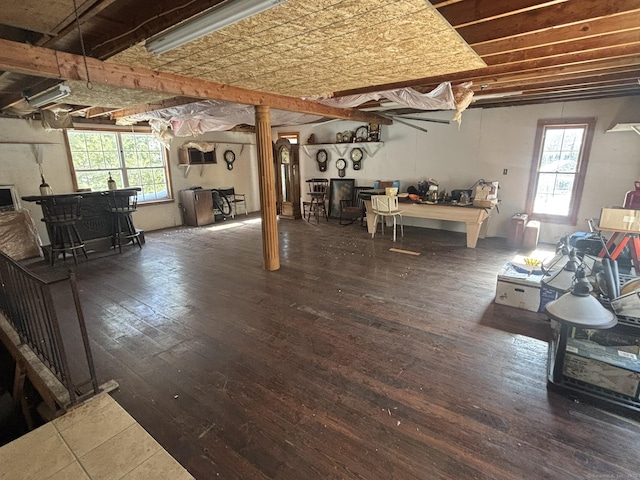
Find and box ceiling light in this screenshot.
[146,0,289,55]
[545,272,617,328]
[24,85,71,108]
[473,91,523,101]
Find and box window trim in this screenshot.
[64,127,173,203]
[277,131,299,144]
[525,117,596,226]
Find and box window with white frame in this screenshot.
[66,130,171,203]
[526,118,596,225]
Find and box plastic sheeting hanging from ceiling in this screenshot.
[117,99,323,144]
[116,82,474,144]
[312,82,473,124]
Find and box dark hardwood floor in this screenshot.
[41,216,640,479]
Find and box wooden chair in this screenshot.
[103,190,142,253]
[305,179,329,223]
[40,195,88,266]
[371,195,404,242]
[339,186,372,226]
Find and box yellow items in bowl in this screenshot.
[523,257,541,266]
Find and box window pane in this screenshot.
[542,129,564,152]
[72,151,91,170]
[76,171,110,192]
[123,151,140,168]
[103,151,121,169]
[558,151,579,172]
[540,151,561,171]
[67,132,86,151]
[561,128,584,151]
[533,173,575,215]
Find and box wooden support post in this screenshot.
[13,360,34,431]
[255,105,280,271]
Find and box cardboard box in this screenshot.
[495,262,557,312]
[522,221,540,250]
[599,207,640,232]
[564,352,640,399]
[566,337,640,372]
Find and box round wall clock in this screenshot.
[224,149,236,170]
[355,126,368,142]
[336,158,347,177]
[316,149,328,172]
[350,147,363,170]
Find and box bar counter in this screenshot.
[22,188,144,253]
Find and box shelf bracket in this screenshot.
[362,142,383,157]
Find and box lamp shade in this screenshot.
[545,291,617,328]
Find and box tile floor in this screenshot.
[0,393,194,480]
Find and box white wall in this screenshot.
[0,118,260,243]
[274,96,640,244]
[1,96,638,247]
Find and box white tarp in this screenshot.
[116,82,473,144]
[117,99,323,137]
[312,82,457,110]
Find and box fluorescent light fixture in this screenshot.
[146,0,289,55]
[473,91,523,101]
[25,85,71,108]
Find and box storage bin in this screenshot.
[522,220,540,250]
[507,213,528,248]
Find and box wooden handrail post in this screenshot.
[254,105,280,271]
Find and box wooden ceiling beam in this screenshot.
[482,31,640,66]
[475,88,640,108]
[435,0,568,28]
[457,1,640,45]
[467,57,640,91]
[84,106,122,118]
[482,80,640,99]
[335,52,640,97]
[0,39,392,125]
[473,12,640,56]
[476,69,640,94]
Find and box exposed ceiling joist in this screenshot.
[0,38,392,125]
[473,12,640,56]
[335,49,640,97]
[455,2,640,45]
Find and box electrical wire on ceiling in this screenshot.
[73,0,92,89]
[89,0,203,56]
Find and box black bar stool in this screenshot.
[40,195,88,266]
[103,190,142,253]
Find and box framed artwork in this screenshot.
[329,178,355,218]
